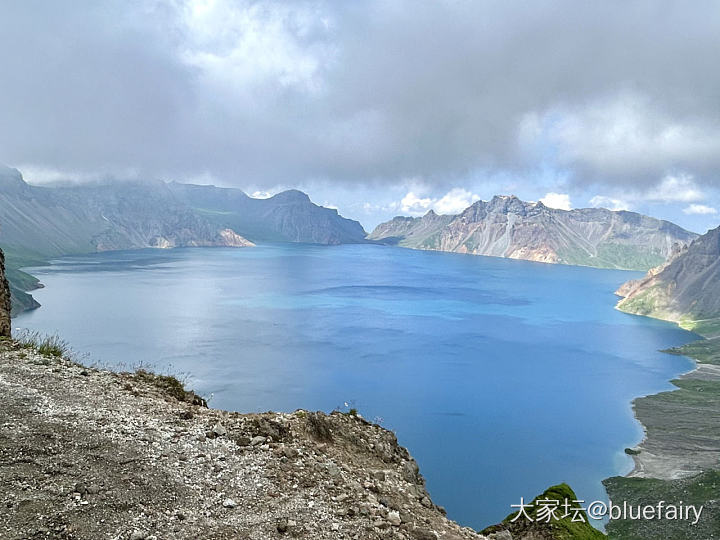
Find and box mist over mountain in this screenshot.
[167,182,367,245]
[0,165,366,313]
[369,195,697,271]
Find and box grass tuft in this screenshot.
[132,369,207,407]
[15,330,73,359]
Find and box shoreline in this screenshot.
[603,313,720,538]
[611,305,720,479]
[624,345,702,478]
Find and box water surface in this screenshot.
[17,244,696,529]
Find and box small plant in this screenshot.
[132,368,206,406]
[133,369,188,401]
[334,400,361,417]
[15,330,72,359]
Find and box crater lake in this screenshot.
[16,243,696,530]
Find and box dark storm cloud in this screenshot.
[1,0,719,188]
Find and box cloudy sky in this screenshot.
[1,0,720,232]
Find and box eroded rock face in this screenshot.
[0,249,12,337]
[617,225,720,326]
[368,196,697,271]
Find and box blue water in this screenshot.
[17,244,696,530]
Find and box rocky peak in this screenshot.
[369,194,697,270]
[0,165,29,194]
[390,215,417,223]
[486,194,529,215]
[692,224,720,253]
[270,189,312,204]
[457,199,488,222]
[616,224,720,327]
[423,209,447,221]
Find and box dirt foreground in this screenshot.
[0,339,494,540]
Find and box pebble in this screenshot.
[410,527,438,540]
[282,446,298,458]
[387,510,402,526]
[250,435,266,446]
[212,423,227,437]
[222,498,237,508]
[234,436,251,446]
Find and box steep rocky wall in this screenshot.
[0,249,12,337]
[616,225,720,333]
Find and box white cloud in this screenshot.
[644,174,704,203]
[6,3,720,192]
[398,188,481,216]
[540,92,720,183]
[362,201,399,213]
[14,165,89,184]
[179,0,331,98]
[251,190,274,199]
[400,191,434,215]
[586,174,706,213]
[434,188,480,214]
[539,192,572,210]
[588,175,708,212]
[16,164,141,184]
[589,195,631,211]
[683,204,718,215]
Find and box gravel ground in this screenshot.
[0,339,494,540]
[625,364,720,481]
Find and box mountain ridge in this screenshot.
[368,195,697,271]
[616,224,720,337]
[0,166,367,314]
[167,182,366,245]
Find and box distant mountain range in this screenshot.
[617,224,720,337]
[166,182,366,245]
[0,165,366,313]
[3,163,708,316]
[368,195,697,271]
